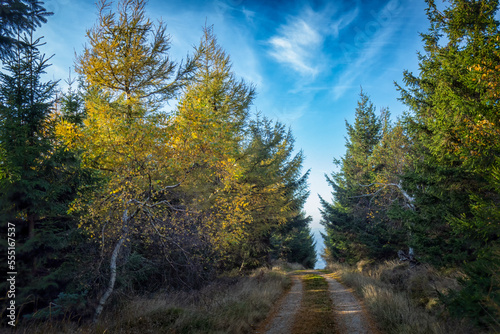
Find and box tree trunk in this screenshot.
[93,210,130,323]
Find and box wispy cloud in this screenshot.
[329,6,359,39]
[271,104,308,125]
[268,19,322,76]
[331,0,405,100]
[241,8,256,23]
[268,3,360,78]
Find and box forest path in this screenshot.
[255,271,378,334]
[255,274,303,334]
[322,272,379,334]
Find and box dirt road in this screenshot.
[255,275,303,334]
[256,271,377,334]
[323,273,376,334]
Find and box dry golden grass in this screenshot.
[11,267,290,334]
[326,261,487,334]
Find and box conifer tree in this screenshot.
[173,25,256,260]
[0,13,90,320]
[0,0,52,58]
[397,0,500,327]
[321,90,383,262]
[234,116,313,269]
[0,32,57,238]
[271,211,317,268]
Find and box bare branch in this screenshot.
[353,181,415,210]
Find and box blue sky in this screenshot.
[38,0,432,265]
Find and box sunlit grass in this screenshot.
[292,272,337,334]
[326,261,483,334]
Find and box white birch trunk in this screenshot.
[93,209,130,323]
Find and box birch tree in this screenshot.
[57,0,195,321]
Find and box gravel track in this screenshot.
[255,276,303,334]
[323,274,376,334]
[257,272,377,334]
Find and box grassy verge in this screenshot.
[326,261,487,334]
[15,267,290,334]
[292,272,337,334]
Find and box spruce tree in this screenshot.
[0,32,57,238]
[0,0,52,58]
[235,116,313,269]
[271,211,317,269]
[321,90,383,262]
[397,0,500,327]
[0,19,91,321]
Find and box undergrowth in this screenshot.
[11,266,290,334]
[327,260,492,334]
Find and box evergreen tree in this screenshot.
[0,33,57,238]
[367,117,416,258]
[271,211,317,269]
[397,0,500,327]
[321,90,383,262]
[0,26,91,322]
[0,0,52,58]
[236,116,314,269]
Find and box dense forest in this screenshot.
[0,0,316,326]
[1,0,500,332]
[320,0,500,330]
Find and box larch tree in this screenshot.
[57,0,196,321]
[173,25,256,260]
[175,28,315,270]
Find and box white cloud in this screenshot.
[268,3,361,77]
[329,6,359,38]
[268,19,322,76]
